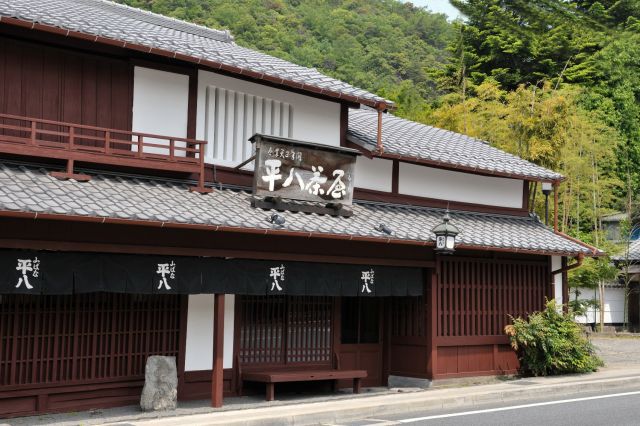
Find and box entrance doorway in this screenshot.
[338,297,383,387]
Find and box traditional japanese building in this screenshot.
[0,0,599,418]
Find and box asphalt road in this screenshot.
[331,385,640,426]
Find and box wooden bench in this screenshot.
[238,355,367,401]
[241,369,367,401]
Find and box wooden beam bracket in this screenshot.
[50,159,91,182]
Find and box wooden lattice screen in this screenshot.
[0,294,181,387]
[391,296,425,338]
[238,296,333,365]
[438,258,548,337]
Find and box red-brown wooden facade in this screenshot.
[0,21,570,419]
[0,37,132,132]
[432,257,549,378]
[0,293,182,416]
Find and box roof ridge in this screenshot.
[74,0,235,43]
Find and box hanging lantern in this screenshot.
[431,210,460,254]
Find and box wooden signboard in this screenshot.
[251,134,360,215]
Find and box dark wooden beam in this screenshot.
[187,69,199,140]
[340,104,349,148]
[177,296,189,400]
[211,294,225,408]
[391,160,399,194]
[562,256,569,313]
[427,268,438,380]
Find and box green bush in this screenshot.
[505,300,603,376]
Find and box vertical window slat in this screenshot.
[204,86,294,166]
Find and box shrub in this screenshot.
[504,299,603,376]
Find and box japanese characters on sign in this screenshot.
[361,268,375,294]
[252,135,359,206]
[1,251,423,297]
[156,260,176,290]
[15,257,40,290]
[269,264,285,293]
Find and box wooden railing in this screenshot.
[0,113,211,193]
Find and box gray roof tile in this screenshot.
[0,0,389,107]
[0,162,593,256]
[613,239,640,261]
[348,109,563,181]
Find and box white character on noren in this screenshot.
[15,257,40,290]
[156,261,176,290]
[269,264,285,291]
[361,269,374,294]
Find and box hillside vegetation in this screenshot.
[119,0,453,104]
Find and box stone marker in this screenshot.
[140,355,178,412]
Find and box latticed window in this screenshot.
[0,294,181,387]
[437,258,548,337]
[238,296,333,365]
[202,86,293,167]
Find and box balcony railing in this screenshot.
[0,113,211,193]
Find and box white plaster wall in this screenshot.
[197,69,341,166]
[574,287,625,325]
[184,294,235,371]
[552,256,563,306]
[398,163,524,208]
[354,157,393,192]
[132,66,189,156]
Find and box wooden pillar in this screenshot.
[562,257,569,313]
[211,294,225,408]
[547,257,555,301]
[426,267,438,379]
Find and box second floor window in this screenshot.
[203,86,293,167]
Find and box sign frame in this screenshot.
[250,134,361,216]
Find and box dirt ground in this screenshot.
[591,335,640,367]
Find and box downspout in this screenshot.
[553,181,559,232]
[375,102,387,154]
[551,253,584,276]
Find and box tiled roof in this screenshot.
[0,0,390,108]
[0,162,593,256]
[347,109,563,181]
[613,239,640,262]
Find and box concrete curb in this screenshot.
[114,374,640,426]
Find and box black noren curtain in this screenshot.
[0,250,423,297]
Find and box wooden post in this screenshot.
[30,120,37,145]
[68,126,75,150]
[189,145,213,193]
[548,257,555,301]
[105,131,111,154]
[562,257,569,313]
[211,294,225,408]
[426,267,438,380]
